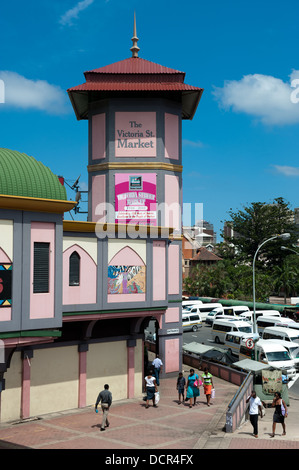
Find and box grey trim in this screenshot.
[21,212,63,331]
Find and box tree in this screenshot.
[221,197,298,270]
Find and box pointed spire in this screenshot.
[130,12,140,58]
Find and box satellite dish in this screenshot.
[75,191,81,203]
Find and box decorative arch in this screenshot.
[63,244,97,305]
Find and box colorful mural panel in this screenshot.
[108,266,146,294]
[0,264,12,307]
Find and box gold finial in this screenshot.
[130,12,140,58]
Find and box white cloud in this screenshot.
[183,139,205,148]
[59,0,94,26]
[213,70,299,125]
[0,71,69,114]
[273,165,299,177]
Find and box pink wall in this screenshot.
[92,113,106,160]
[30,222,55,319]
[165,113,179,160]
[164,175,180,232]
[168,244,180,295]
[152,241,166,301]
[165,307,179,323]
[92,174,106,223]
[0,247,12,321]
[63,245,97,305]
[164,338,180,373]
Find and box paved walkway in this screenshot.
[1,367,299,451]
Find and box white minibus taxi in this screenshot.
[211,319,252,344]
[257,316,297,336]
[182,312,202,332]
[240,310,280,322]
[224,331,258,357]
[184,303,222,321]
[205,305,249,326]
[266,339,299,371]
[182,300,203,309]
[239,339,296,379]
[262,326,299,344]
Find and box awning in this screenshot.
[233,358,272,372]
[182,342,225,355]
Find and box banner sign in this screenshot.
[115,112,156,157]
[115,173,157,225]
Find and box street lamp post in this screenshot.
[252,233,291,360]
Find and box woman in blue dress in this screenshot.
[186,369,200,408]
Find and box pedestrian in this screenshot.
[144,369,158,408]
[95,384,112,431]
[176,372,186,404]
[201,367,214,406]
[186,368,200,408]
[270,391,288,437]
[152,354,163,386]
[246,390,263,438]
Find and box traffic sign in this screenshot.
[246,338,255,349]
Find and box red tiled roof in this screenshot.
[68,81,201,92]
[192,248,222,262]
[67,56,203,120]
[84,57,185,75]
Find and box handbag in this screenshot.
[211,388,215,399]
[281,402,285,416]
[194,380,198,387]
[155,391,160,404]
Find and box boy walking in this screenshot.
[177,372,186,404]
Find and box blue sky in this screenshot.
[0,0,298,240]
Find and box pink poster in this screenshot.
[115,173,157,226]
[115,112,156,157]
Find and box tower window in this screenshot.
[69,251,80,286]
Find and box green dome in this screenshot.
[0,148,67,200]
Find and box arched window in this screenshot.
[69,251,80,286]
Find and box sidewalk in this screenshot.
[0,369,299,450]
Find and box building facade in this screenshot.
[0,24,203,422]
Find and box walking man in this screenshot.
[246,390,263,438]
[152,354,163,386]
[95,384,112,431]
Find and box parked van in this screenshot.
[240,310,281,322]
[205,305,250,326]
[256,316,297,336]
[184,303,222,321]
[266,339,299,371]
[211,319,252,344]
[182,300,203,309]
[262,326,299,344]
[224,331,258,357]
[183,304,221,321]
[182,312,202,332]
[239,339,297,379]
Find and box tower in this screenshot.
[67,17,203,377]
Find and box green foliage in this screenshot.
[184,198,299,301]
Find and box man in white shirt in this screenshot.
[152,355,163,386]
[246,390,263,438]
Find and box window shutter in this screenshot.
[33,242,50,293]
[69,251,80,286]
